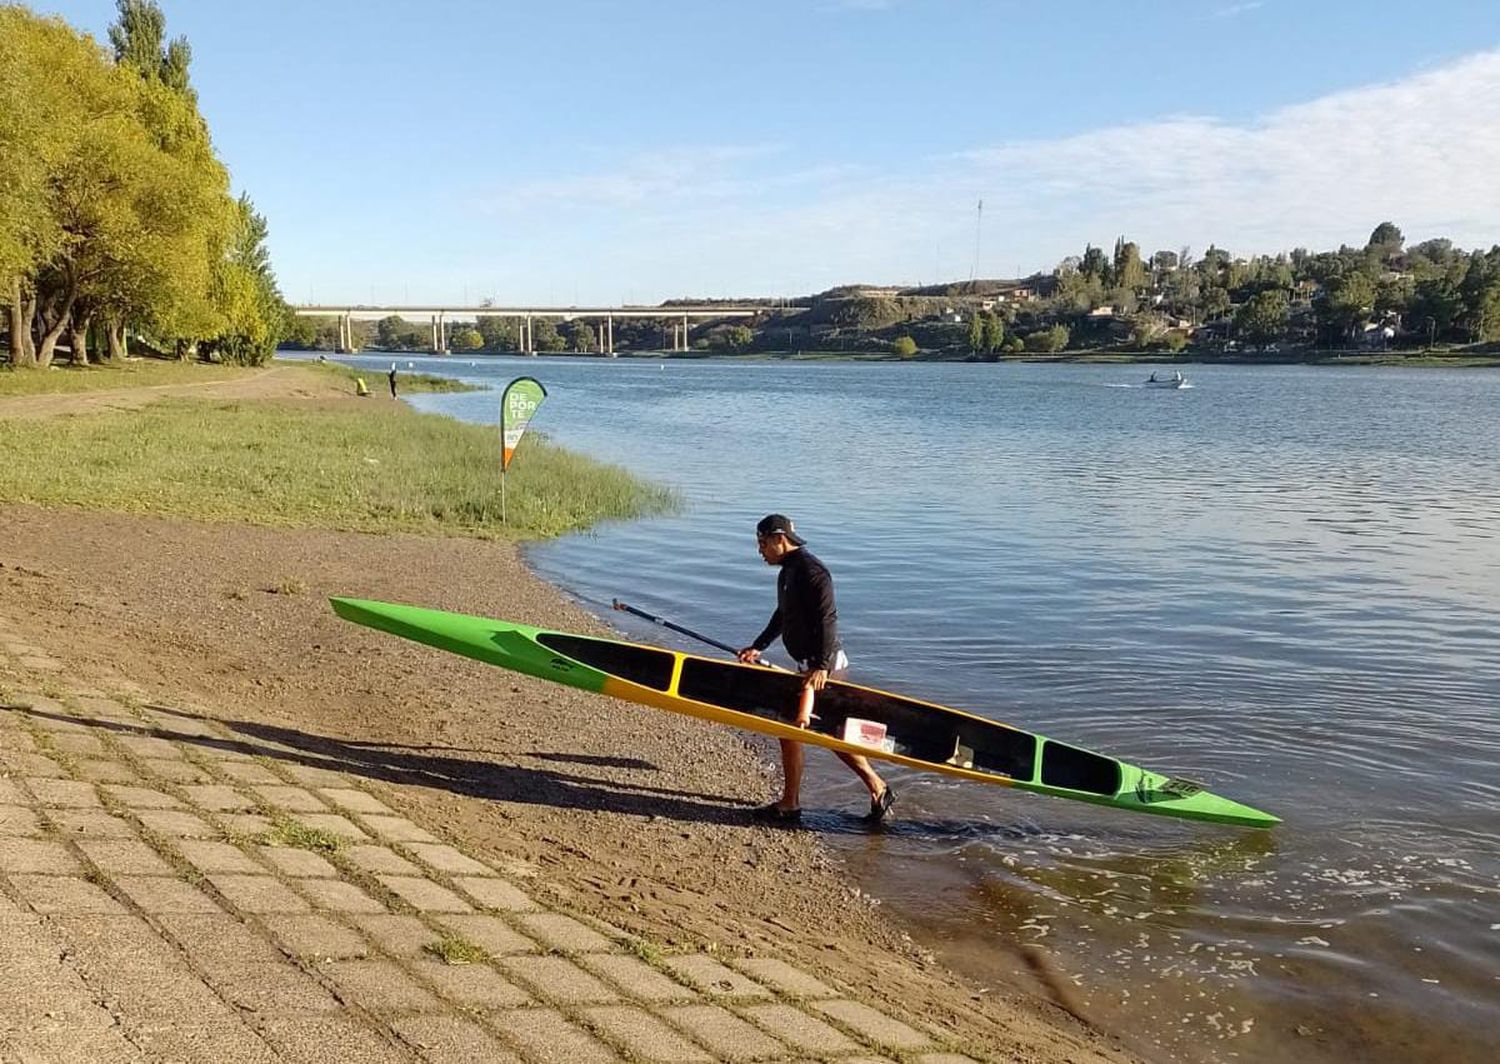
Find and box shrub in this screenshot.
[1024,324,1070,353]
[891,335,918,358]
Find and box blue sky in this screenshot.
[36,0,1500,304]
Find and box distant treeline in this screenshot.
[786,224,1500,358]
[1037,223,1500,352]
[1,2,287,369]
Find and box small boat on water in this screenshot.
[1145,372,1186,389]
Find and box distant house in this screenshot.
[1361,321,1397,349]
[1087,305,1118,318]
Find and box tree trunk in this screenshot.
[21,289,38,364]
[34,289,78,369]
[106,316,127,361]
[7,277,37,367]
[67,309,93,365]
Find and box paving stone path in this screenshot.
[0,619,983,1063]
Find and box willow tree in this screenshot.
[204,195,288,365]
[0,8,78,365]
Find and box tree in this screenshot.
[1024,325,1069,353]
[1408,276,1463,344]
[532,319,565,352]
[1316,273,1375,343]
[891,335,917,358]
[1079,244,1110,284]
[108,0,192,97]
[1459,254,1500,342]
[716,324,754,351]
[565,320,596,352]
[1151,250,1179,273]
[1234,290,1289,350]
[1201,286,1231,321]
[1366,221,1404,264]
[967,312,984,354]
[203,195,287,365]
[981,312,1004,355]
[1129,314,1167,349]
[476,315,516,351]
[1113,238,1146,290]
[376,315,406,348]
[450,327,484,352]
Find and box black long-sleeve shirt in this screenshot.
[751,548,841,669]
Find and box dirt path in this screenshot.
[0,364,349,419]
[0,503,1136,1063]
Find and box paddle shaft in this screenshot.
[611,599,743,657]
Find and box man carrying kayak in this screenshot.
[738,514,895,825]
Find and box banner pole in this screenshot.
[501,469,507,525]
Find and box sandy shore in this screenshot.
[0,368,1137,1061]
[0,500,1139,1062]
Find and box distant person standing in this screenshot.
[388,363,398,399]
[737,514,895,825]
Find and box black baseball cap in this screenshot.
[756,513,806,546]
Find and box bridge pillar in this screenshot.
[430,315,438,353]
[524,314,533,355]
[606,314,614,356]
[682,314,689,351]
[437,312,447,354]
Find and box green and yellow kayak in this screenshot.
[330,597,1279,829]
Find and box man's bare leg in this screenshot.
[777,739,805,810]
[835,751,886,799]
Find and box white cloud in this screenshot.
[956,49,1500,260]
[1209,1,1265,18]
[459,49,1500,299]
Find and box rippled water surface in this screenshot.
[349,353,1497,1062]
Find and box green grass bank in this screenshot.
[298,358,484,394]
[0,397,676,539]
[0,358,249,397]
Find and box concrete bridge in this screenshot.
[291,304,776,355]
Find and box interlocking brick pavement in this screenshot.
[0,640,994,1062]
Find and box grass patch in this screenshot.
[625,936,664,965]
[0,358,249,397]
[298,358,485,394]
[424,933,491,966]
[0,397,678,539]
[263,816,347,854]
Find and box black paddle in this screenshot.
[611,598,742,656]
[610,598,792,674]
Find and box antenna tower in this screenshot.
[971,199,983,282]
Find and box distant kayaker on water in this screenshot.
[738,514,895,825]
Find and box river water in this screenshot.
[339,352,1497,1063]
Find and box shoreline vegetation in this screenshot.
[0,354,486,399]
[333,345,1500,369]
[282,222,1500,368]
[0,363,675,540]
